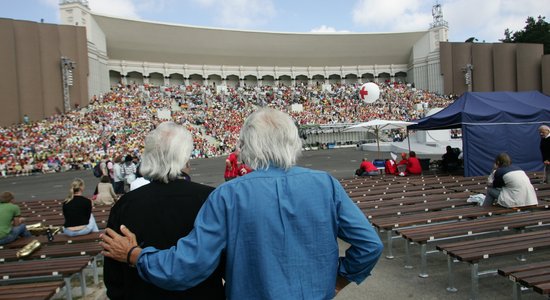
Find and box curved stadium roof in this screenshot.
[92,13,428,67]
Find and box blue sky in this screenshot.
[2,0,549,43]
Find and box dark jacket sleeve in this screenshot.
[104,198,125,300]
[492,168,505,188]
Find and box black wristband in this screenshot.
[126,245,140,267]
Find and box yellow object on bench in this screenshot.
[16,239,41,258]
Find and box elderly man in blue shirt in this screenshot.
[101,107,383,299]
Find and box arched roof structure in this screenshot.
[59,1,447,97]
[92,13,427,67]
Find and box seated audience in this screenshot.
[95,175,117,205]
[397,153,408,176]
[384,160,397,175]
[441,145,459,171]
[406,151,422,175]
[0,191,32,245]
[482,153,538,208]
[358,158,379,176]
[62,178,99,236]
[0,81,454,177]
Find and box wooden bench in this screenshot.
[0,241,102,285]
[0,256,93,300]
[498,261,550,299]
[356,191,472,210]
[536,189,550,201]
[1,231,102,250]
[0,280,65,300]
[0,241,102,263]
[363,198,475,219]
[371,206,514,259]
[350,187,449,201]
[24,211,110,229]
[396,209,550,278]
[346,183,431,194]
[436,229,550,300]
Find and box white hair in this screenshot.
[539,125,550,131]
[239,107,302,170]
[139,122,193,183]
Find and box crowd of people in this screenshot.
[0,81,455,178]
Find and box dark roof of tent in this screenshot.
[408,91,550,130]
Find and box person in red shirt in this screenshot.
[238,162,253,176]
[224,149,240,181]
[384,159,397,175]
[406,151,423,175]
[358,158,379,176]
[397,153,408,176]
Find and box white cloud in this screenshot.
[191,0,276,29]
[88,0,141,19]
[439,0,550,42]
[352,0,430,32]
[350,0,550,42]
[310,25,350,33]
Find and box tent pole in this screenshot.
[407,128,411,153]
[376,128,380,159]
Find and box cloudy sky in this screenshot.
[2,0,549,43]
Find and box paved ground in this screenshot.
[1,147,548,299]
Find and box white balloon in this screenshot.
[358,82,380,103]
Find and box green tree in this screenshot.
[501,16,550,54]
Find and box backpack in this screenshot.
[93,164,102,178]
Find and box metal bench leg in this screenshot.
[419,243,428,278]
[386,230,394,259]
[516,254,526,262]
[78,270,87,297]
[404,240,413,269]
[516,229,526,262]
[446,256,457,292]
[470,263,479,300]
[92,256,99,284]
[512,282,522,300]
[64,277,73,300]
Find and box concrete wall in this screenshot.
[543,55,550,96]
[450,43,471,96]
[0,18,89,126]
[440,42,544,95]
[471,44,494,92]
[516,44,542,91]
[493,43,517,91]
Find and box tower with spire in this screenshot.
[59,0,110,101]
[429,1,449,51]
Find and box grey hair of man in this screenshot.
[239,107,302,170]
[139,121,193,183]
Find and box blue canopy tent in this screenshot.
[408,91,550,177]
